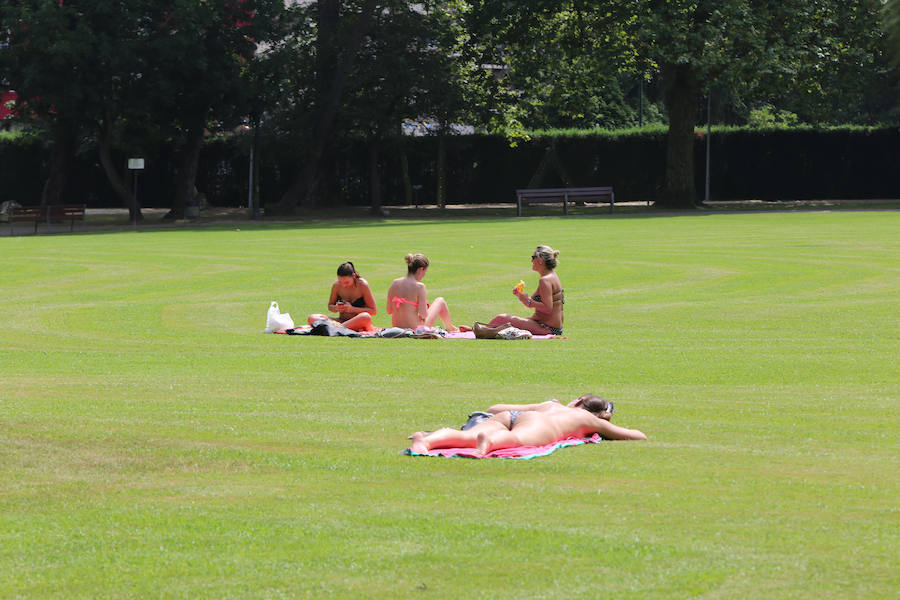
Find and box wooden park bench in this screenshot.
[516,187,615,216]
[8,204,86,235]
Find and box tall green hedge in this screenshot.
[0,134,46,204]
[196,125,900,205]
[1,126,897,208]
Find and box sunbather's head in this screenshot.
[405,253,429,274]
[570,393,614,421]
[337,261,360,287]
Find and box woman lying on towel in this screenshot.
[320,261,377,332]
[486,244,564,336]
[409,394,646,457]
[386,252,458,332]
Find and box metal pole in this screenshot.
[704,92,711,204]
[247,138,255,214]
[132,171,139,229]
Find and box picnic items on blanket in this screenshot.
[515,280,526,294]
[473,321,532,339]
[376,325,446,338]
[473,321,510,339]
[497,326,532,340]
[287,318,360,337]
[264,301,295,333]
[405,434,602,459]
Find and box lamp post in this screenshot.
[127,158,144,228]
[704,93,711,205]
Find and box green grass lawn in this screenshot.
[1,211,898,598]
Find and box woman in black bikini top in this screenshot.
[328,261,377,323]
[317,261,377,332]
[337,296,367,311]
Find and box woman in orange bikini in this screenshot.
[386,253,458,331]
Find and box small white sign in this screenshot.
[128,158,145,170]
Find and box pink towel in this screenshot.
[445,331,560,340]
[405,434,601,459]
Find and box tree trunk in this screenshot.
[98,124,143,221]
[659,62,700,208]
[167,119,205,220]
[272,0,379,214]
[251,114,261,218]
[41,124,76,206]
[368,138,382,213]
[399,145,413,205]
[307,0,340,210]
[317,0,340,96]
[548,142,575,187]
[527,146,553,188]
[436,136,447,209]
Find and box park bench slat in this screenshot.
[516,187,615,216]
[9,204,86,234]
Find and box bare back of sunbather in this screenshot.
[409,405,645,457]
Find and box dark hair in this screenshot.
[578,394,614,420]
[337,261,359,280]
[405,253,429,274]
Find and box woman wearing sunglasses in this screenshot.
[486,245,565,336]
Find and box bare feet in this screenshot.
[409,432,428,454]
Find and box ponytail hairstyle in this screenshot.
[337,261,359,281]
[534,245,560,269]
[577,394,614,421]
[405,253,429,274]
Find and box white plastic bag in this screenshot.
[264,301,295,333]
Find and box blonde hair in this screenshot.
[534,245,559,269]
[405,253,429,274]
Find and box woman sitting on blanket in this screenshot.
[386,253,458,332]
[306,262,377,333]
[409,394,646,457]
[487,244,564,336]
[320,261,377,332]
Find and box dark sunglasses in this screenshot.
[531,254,539,259]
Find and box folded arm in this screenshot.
[486,400,560,414]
